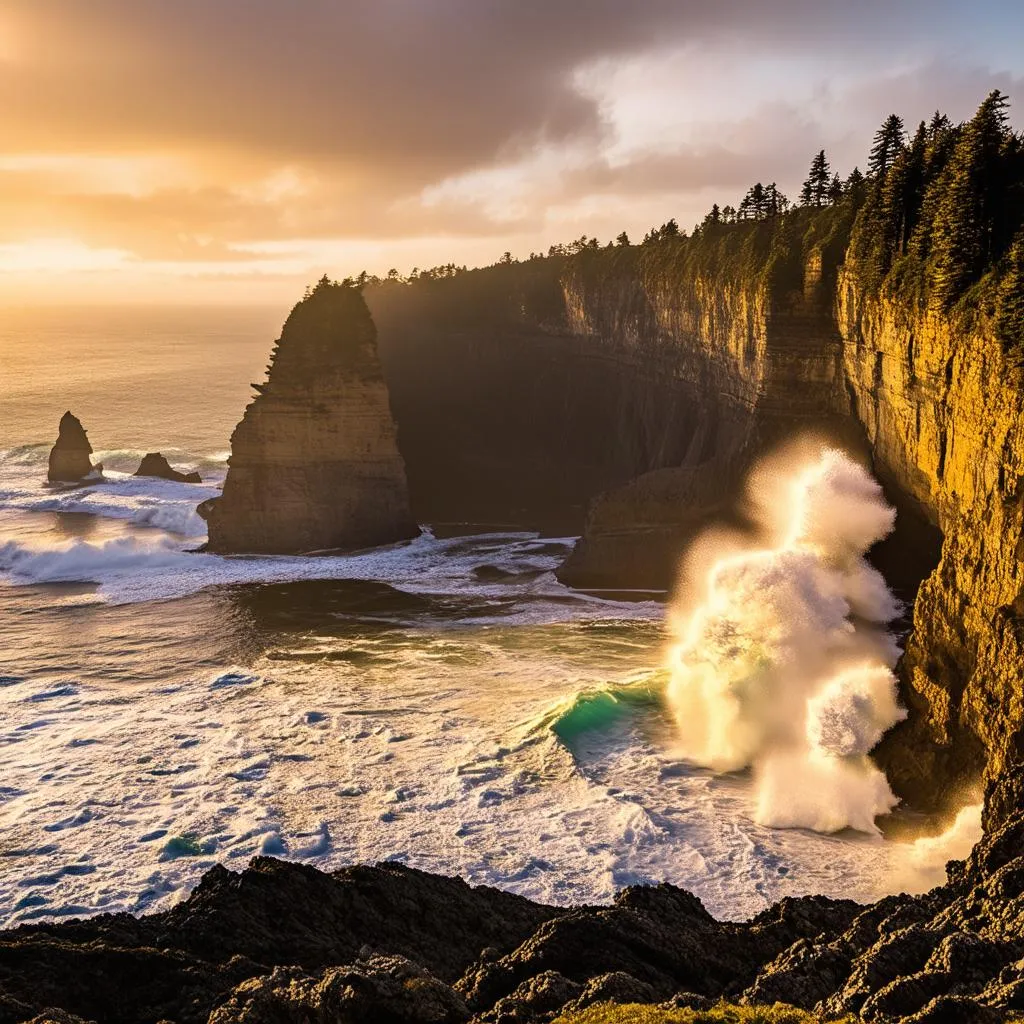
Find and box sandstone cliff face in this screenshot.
[369,261,702,533]
[47,411,98,483]
[370,246,1019,806]
[369,249,847,552]
[205,281,418,554]
[837,271,1023,807]
[555,252,851,588]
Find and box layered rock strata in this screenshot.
[837,272,1024,810]
[46,412,99,483]
[134,452,201,484]
[368,248,851,554]
[4,767,1024,1023]
[205,280,418,554]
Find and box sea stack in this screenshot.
[134,452,202,484]
[204,277,418,553]
[47,411,99,482]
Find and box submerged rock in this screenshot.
[133,452,202,484]
[47,412,100,483]
[204,278,418,554]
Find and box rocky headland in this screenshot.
[203,277,418,554]
[46,412,100,483]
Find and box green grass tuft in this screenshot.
[553,1002,855,1024]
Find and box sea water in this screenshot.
[0,305,948,928]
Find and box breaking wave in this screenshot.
[666,445,907,835]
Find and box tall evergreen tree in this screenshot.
[997,230,1024,354]
[828,174,844,204]
[801,150,831,207]
[928,110,952,141]
[845,166,867,205]
[869,114,907,178]
[764,182,788,216]
[930,90,1012,305]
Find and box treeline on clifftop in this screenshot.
[356,92,1022,346]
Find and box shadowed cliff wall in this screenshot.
[368,199,1023,808]
[369,212,855,579]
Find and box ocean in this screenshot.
[0,304,925,928]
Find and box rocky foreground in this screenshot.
[3,771,1024,1024]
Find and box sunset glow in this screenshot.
[0,1,1021,303]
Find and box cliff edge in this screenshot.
[204,278,418,554]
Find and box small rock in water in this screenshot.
[133,452,202,483]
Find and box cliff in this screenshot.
[205,279,418,554]
[368,215,853,547]
[554,221,856,588]
[837,273,1023,808]
[368,201,1019,810]
[369,257,705,533]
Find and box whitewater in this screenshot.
[0,441,982,929]
[0,308,979,930]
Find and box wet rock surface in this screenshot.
[6,770,1024,1022]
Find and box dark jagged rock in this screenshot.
[0,858,555,1024]
[456,886,860,1013]
[5,776,1024,1023]
[134,452,202,484]
[205,279,418,554]
[47,412,100,483]
[207,957,470,1024]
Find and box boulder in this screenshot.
[47,412,99,483]
[133,452,202,484]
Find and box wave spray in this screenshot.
[666,445,906,834]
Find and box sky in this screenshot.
[0,0,1022,305]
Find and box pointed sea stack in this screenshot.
[47,411,99,482]
[204,278,418,554]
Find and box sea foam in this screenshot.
[666,446,906,834]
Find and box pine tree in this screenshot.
[930,90,1012,305]
[616,231,630,246]
[828,174,844,205]
[801,151,831,207]
[765,183,788,217]
[869,114,907,178]
[845,167,866,204]
[996,230,1024,354]
[928,111,952,142]
[751,183,766,219]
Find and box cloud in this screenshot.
[0,0,1020,298]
